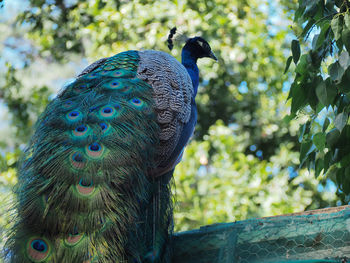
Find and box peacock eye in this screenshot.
[113,71,122,76]
[89,143,101,152]
[99,123,107,130]
[72,152,84,163]
[132,98,141,104]
[31,239,48,252]
[67,110,82,121]
[129,98,144,108]
[103,107,113,114]
[79,178,93,187]
[75,125,87,133]
[27,237,51,261]
[69,111,79,117]
[99,105,116,118]
[70,226,79,236]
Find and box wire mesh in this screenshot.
[172,207,350,263]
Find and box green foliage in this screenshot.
[0,0,338,237]
[287,0,350,202]
[173,121,334,231]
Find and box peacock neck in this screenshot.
[181,49,199,97]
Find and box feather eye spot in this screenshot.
[100,70,109,75]
[89,143,101,152]
[64,227,84,246]
[103,65,114,70]
[32,240,47,252]
[112,71,122,77]
[132,98,141,104]
[70,226,79,236]
[103,107,112,114]
[70,111,79,117]
[71,152,86,169]
[130,98,144,108]
[99,106,116,118]
[79,178,93,187]
[99,123,107,130]
[73,152,84,162]
[103,79,124,90]
[27,238,50,262]
[67,110,82,122]
[76,125,87,133]
[99,123,111,135]
[86,143,104,158]
[76,178,95,196]
[73,125,89,137]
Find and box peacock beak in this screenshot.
[209,50,218,61]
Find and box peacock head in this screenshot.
[167,27,217,61]
[183,36,217,61]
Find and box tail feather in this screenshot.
[5,51,173,262]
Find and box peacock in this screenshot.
[5,28,217,263]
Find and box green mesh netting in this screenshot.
[172,207,350,263]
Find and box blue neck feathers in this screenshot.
[181,49,199,97]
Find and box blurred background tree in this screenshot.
[0,0,340,247]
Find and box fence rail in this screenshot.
[172,206,350,263]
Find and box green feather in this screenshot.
[6,50,173,262]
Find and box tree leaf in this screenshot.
[342,28,350,53]
[300,140,316,167]
[337,67,350,93]
[302,19,315,38]
[339,50,350,69]
[331,15,343,40]
[326,128,340,148]
[295,54,310,74]
[323,117,330,132]
[315,79,337,106]
[299,121,310,143]
[291,40,301,64]
[324,151,332,172]
[315,158,324,177]
[294,6,306,22]
[336,167,345,190]
[335,112,348,131]
[284,56,293,74]
[328,61,345,83]
[314,22,330,50]
[290,83,307,113]
[345,12,350,28]
[313,132,326,151]
[340,153,350,167]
